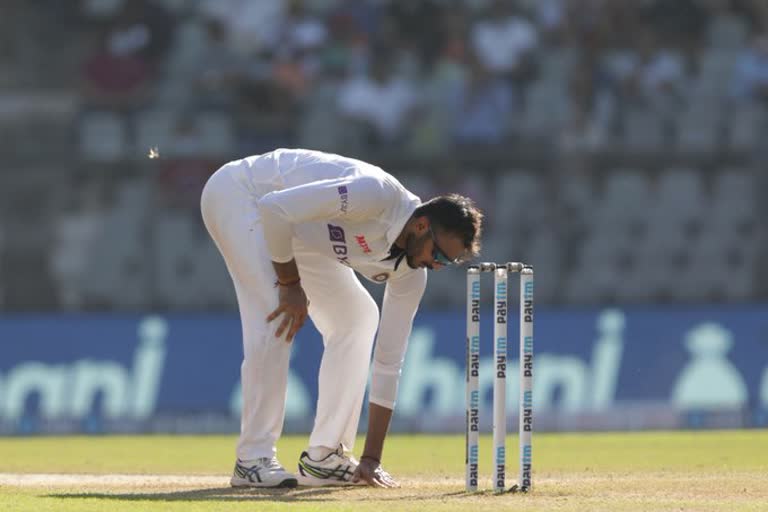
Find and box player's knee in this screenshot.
[312,291,379,344]
[347,294,379,341]
[359,295,380,335]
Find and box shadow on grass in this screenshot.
[49,487,340,503]
[48,487,483,503]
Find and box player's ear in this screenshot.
[413,215,429,234]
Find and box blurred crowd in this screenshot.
[1,0,767,310]
[72,0,768,156]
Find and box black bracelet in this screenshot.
[360,455,380,465]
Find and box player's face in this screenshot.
[405,221,464,270]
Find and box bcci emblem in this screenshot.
[372,273,389,282]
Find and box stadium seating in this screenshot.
[2,1,767,310]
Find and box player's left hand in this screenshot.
[352,457,398,488]
[267,282,309,342]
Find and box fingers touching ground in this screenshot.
[352,467,382,487]
[375,468,398,488]
[352,465,398,488]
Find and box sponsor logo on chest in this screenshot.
[327,224,351,266]
[355,235,372,254]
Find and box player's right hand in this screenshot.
[267,283,309,342]
[352,458,398,488]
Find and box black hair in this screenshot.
[413,194,483,260]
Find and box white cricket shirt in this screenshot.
[230,148,427,409]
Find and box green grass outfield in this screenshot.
[1,431,767,511]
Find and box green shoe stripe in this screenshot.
[300,459,354,481]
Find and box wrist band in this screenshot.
[360,455,380,465]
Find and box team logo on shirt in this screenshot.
[327,224,350,266]
[372,273,389,282]
[355,235,372,254]
[337,186,349,213]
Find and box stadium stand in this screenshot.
[0,0,766,309]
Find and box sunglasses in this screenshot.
[429,225,460,266]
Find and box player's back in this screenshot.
[272,148,385,187]
[231,148,410,202]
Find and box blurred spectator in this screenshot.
[236,71,297,154]
[374,12,425,82]
[79,0,173,110]
[277,0,328,55]
[561,49,616,151]
[235,52,298,154]
[730,34,768,103]
[107,0,174,65]
[337,52,419,147]
[272,49,314,103]
[446,52,515,146]
[81,28,152,110]
[297,62,348,150]
[270,1,329,102]
[191,20,249,109]
[613,28,686,112]
[638,0,707,74]
[416,7,473,153]
[438,6,471,63]
[385,0,444,70]
[470,0,539,84]
[320,4,373,78]
[429,6,471,84]
[198,0,285,57]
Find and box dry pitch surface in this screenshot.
[1,431,767,511]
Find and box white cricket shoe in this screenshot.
[296,445,363,486]
[230,457,298,488]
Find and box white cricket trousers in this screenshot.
[200,159,379,461]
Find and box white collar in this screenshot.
[385,196,420,247]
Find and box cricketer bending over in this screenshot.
[200,148,483,488]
